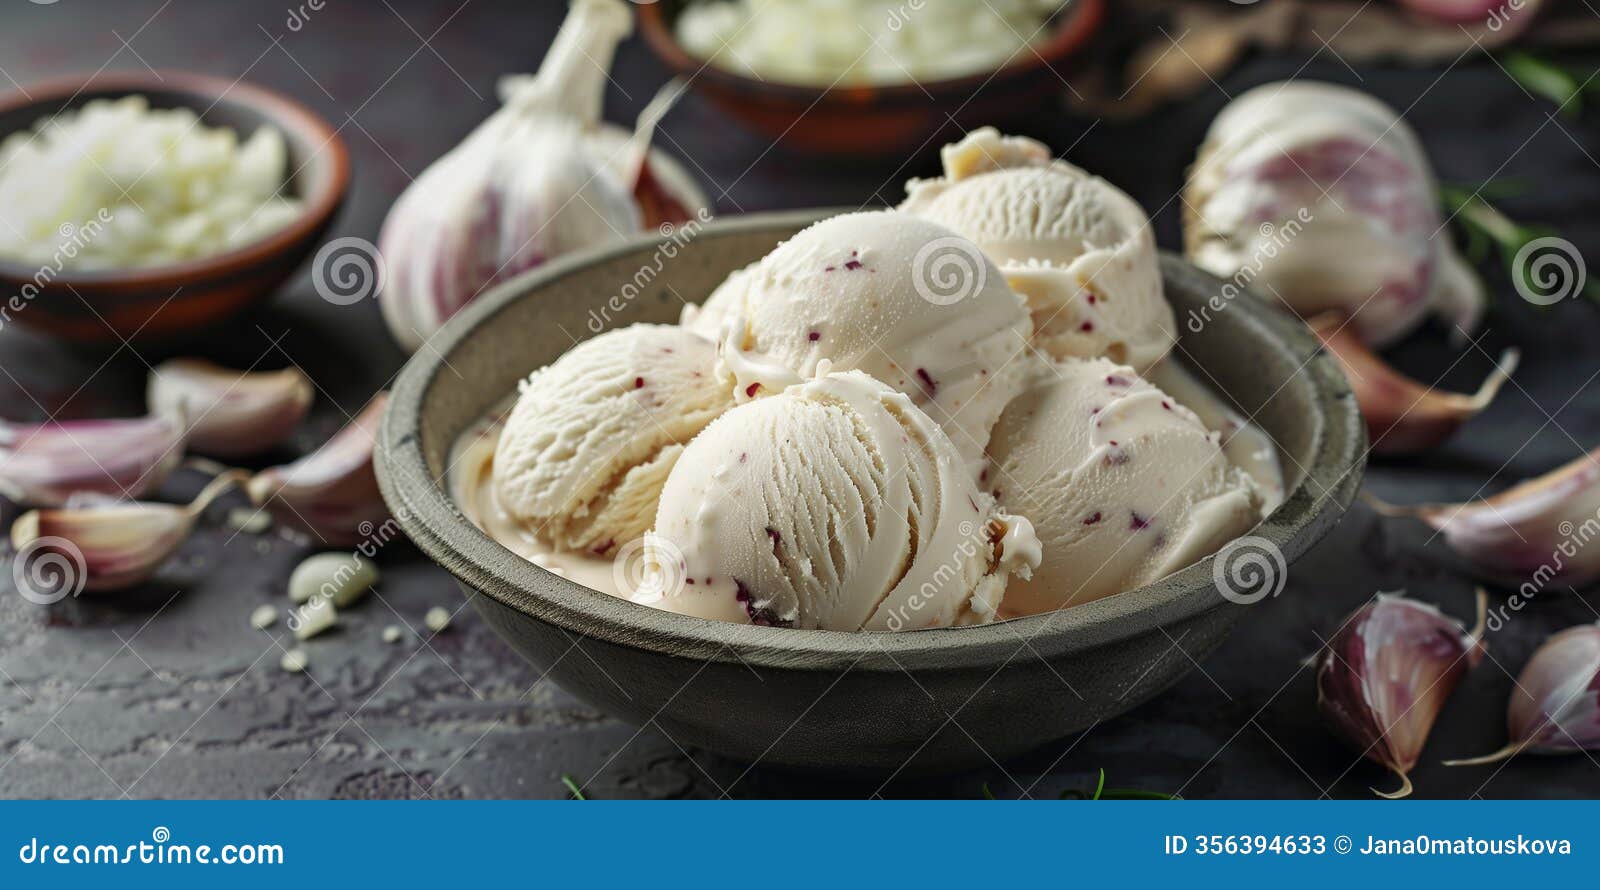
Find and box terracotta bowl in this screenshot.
[0,71,350,343]
[637,0,1106,158]
[376,210,1364,773]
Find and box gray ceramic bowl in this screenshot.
[376,210,1365,774]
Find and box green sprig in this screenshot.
[1441,184,1600,306]
[561,774,588,800]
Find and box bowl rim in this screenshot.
[636,0,1107,103]
[0,69,350,287]
[377,209,1365,674]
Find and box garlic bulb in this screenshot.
[1316,591,1486,798]
[1448,622,1600,765]
[247,393,388,547]
[10,470,245,592]
[378,0,706,354]
[1310,313,1518,455]
[0,413,185,506]
[1365,449,1600,585]
[1186,81,1483,347]
[147,358,313,458]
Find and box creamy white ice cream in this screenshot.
[902,128,1176,371]
[493,323,735,555]
[987,358,1261,616]
[645,369,1040,631]
[1147,357,1285,514]
[708,210,1034,462]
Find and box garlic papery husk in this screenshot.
[1316,590,1486,798]
[1364,449,1600,585]
[147,358,313,458]
[246,394,388,547]
[378,0,649,354]
[0,413,186,506]
[1310,313,1519,455]
[1185,81,1484,347]
[9,470,245,593]
[1448,622,1600,765]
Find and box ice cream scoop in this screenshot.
[1185,81,1483,346]
[1146,357,1284,514]
[986,358,1261,616]
[493,323,734,555]
[644,369,1040,631]
[902,128,1175,372]
[710,210,1033,461]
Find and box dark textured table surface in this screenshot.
[2,0,1599,800]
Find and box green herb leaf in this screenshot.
[561,774,588,800]
[1092,768,1106,801]
[1504,53,1583,117]
[981,782,997,800]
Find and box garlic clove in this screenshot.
[1447,622,1600,766]
[246,394,389,547]
[1364,448,1600,584]
[1310,313,1518,455]
[147,358,313,458]
[0,413,186,507]
[1316,590,1486,798]
[377,0,647,354]
[9,470,245,592]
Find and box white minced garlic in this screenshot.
[676,0,1064,87]
[0,95,304,270]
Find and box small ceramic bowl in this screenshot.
[637,0,1106,158]
[0,71,350,343]
[376,210,1364,773]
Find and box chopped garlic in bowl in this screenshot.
[675,0,1066,87]
[0,95,304,270]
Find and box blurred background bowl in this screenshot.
[637,0,1106,158]
[0,70,349,344]
[377,209,1365,774]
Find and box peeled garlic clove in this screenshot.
[1365,448,1600,584]
[9,471,244,592]
[1448,622,1600,766]
[377,0,646,353]
[1317,590,1486,798]
[0,414,186,506]
[1310,314,1519,455]
[247,394,389,547]
[289,552,378,608]
[147,358,313,458]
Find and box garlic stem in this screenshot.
[184,470,250,519]
[503,0,631,125]
[1373,772,1414,800]
[1443,741,1529,767]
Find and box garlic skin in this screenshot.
[147,358,313,458]
[378,0,707,354]
[1310,314,1519,455]
[1316,591,1486,798]
[1449,623,1600,766]
[247,394,388,547]
[1366,449,1600,585]
[1186,82,1483,347]
[9,471,244,592]
[0,414,185,506]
